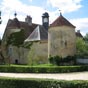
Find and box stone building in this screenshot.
[1,12,76,64]
[48,13,76,57]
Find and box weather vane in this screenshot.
[14,11,17,18]
[59,10,62,15]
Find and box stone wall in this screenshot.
[48,26,76,57]
[2,41,48,65]
[28,41,48,65]
[8,45,29,64]
[77,58,88,64]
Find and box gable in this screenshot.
[25,25,48,42]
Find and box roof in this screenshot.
[42,12,49,17]
[25,25,48,42]
[76,32,83,38]
[4,18,38,39]
[50,14,75,28]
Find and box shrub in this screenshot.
[49,55,62,65]
[0,65,88,73]
[0,78,88,88]
[49,55,76,66]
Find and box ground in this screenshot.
[0,72,88,80]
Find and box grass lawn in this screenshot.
[0,63,56,67]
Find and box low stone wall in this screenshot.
[77,58,88,64]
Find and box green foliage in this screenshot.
[34,64,54,67]
[7,29,25,47]
[49,55,62,65]
[0,78,88,88]
[24,42,33,49]
[49,55,76,66]
[84,33,88,42]
[76,38,86,53]
[76,37,88,58]
[0,65,88,73]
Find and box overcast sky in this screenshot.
[0,0,88,38]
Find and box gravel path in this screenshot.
[0,72,88,80]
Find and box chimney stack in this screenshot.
[77,30,80,33]
[25,15,32,26]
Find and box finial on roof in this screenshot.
[59,10,62,16]
[14,11,17,18]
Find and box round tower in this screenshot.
[48,13,76,58]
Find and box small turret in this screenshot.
[42,12,49,31]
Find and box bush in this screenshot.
[0,65,88,73]
[0,78,88,88]
[49,55,62,65]
[49,55,76,66]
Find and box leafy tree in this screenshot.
[76,37,88,57]
[0,38,5,64]
[76,38,86,52]
[84,33,88,42]
[84,33,88,56]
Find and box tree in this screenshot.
[84,33,88,42]
[0,38,5,64]
[76,37,88,57]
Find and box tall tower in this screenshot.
[48,13,76,58]
[42,12,49,31]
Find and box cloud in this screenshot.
[47,0,82,13]
[70,18,88,36]
[0,0,87,38]
[29,0,32,2]
[0,0,57,25]
[0,24,6,38]
[0,0,47,37]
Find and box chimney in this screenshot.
[25,15,32,26]
[77,30,80,33]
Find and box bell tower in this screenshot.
[42,12,49,31]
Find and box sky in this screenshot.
[0,0,88,38]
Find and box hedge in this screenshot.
[0,65,88,73]
[0,77,88,88]
[49,55,76,65]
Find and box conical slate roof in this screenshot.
[50,14,75,28]
[25,25,48,42]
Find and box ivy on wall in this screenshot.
[7,29,25,47]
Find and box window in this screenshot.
[8,47,13,56]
